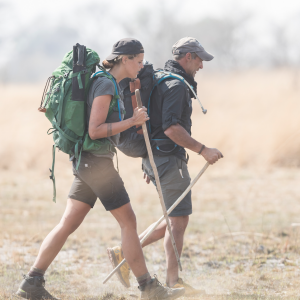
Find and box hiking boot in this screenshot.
[107,246,131,288]
[139,275,185,300]
[16,274,59,300]
[170,278,205,297]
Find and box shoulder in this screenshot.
[93,76,115,90]
[91,76,116,97]
[160,77,186,90]
[160,78,187,96]
[163,76,185,86]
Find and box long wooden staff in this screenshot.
[134,89,182,271]
[102,158,210,284]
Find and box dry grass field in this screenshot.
[1,69,300,299]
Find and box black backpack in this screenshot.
[118,63,154,158]
[117,62,207,158]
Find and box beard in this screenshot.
[187,70,196,78]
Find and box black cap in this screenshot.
[106,38,144,61]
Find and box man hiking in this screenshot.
[107,37,223,295]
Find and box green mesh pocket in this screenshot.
[64,100,85,137]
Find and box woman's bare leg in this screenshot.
[110,203,148,277]
[33,199,91,271]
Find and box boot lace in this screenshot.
[153,274,164,287]
[152,274,174,298]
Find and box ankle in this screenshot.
[28,266,45,277]
[166,278,178,288]
[136,272,152,287]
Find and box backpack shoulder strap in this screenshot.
[92,70,122,120]
[155,71,207,114]
[147,71,186,134]
[147,71,188,153]
[154,71,185,84]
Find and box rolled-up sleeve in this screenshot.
[161,82,186,131]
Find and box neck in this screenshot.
[175,59,189,75]
[109,65,127,83]
[175,58,194,78]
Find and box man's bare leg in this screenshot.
[138,215,189,286]
[164,216,189,287]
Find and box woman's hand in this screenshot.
[131,107,149,126]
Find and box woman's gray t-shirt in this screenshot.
[87,76,125,159]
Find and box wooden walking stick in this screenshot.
[134,89,182,271]
[103,162,210,284]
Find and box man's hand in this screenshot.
[143,172,151,184]
[201,147,223,164]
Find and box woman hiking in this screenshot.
[16,38,185,300]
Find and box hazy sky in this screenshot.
[4,0,300,48]
[4,0,300,50]
[6,0,300,26]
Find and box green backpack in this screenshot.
[39,43,121,202]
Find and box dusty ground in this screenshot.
[1,163,300,299]
[1,70,300,299]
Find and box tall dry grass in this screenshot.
[0,68,299,175]
[193,68,300,168]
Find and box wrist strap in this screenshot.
[198,144,205,155]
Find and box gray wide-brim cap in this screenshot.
[172,37,214,61]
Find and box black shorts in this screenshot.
[68,152,130,210]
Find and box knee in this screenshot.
[59,215,82,234]
[181,215,189,228]
[170,216,189,232]
[119,212,137,231]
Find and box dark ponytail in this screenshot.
[102,60,114,69]
[102,54,138,70]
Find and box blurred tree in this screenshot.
[0,1,13,85]
[6,21,80,82]
[265,16,300,88]
[186,15,251,70]
[269,23,290,67]
[122,3,250,71]
[122,1,187,68]
[4,0,121,82]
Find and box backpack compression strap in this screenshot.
[49,144,56,203]
[129,79,143,135]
